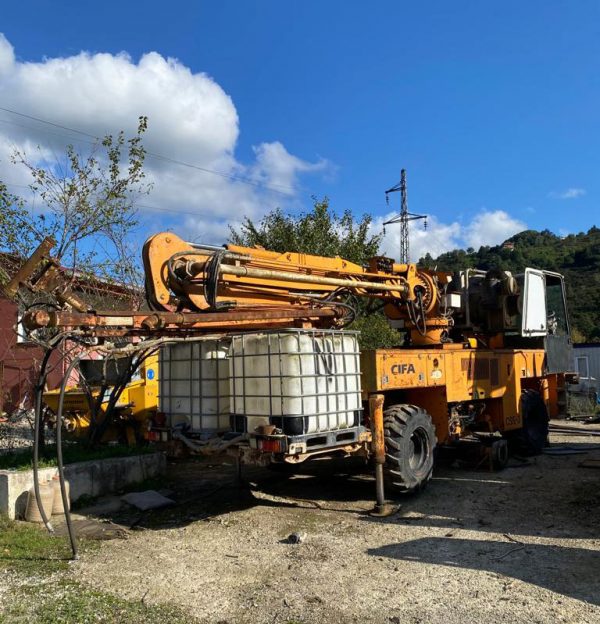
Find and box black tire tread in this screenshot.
[383,404,437,494]
[506,390,549,456]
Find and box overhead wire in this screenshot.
[1,180,234,219]
[0,107,297,196]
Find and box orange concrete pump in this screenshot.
[9,233,575,502]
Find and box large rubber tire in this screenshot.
[490,438,509,470]
[508,390,549,456]
[383,404,437,495]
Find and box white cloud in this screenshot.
[464,210,526,250]
[0,34,15,75]
[371,209,526,262]
[0,34,329,244]
[250,142,330,195]
[549,188,586,199]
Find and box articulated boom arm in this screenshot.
[6,234,451,341]
[142,233,450,342]
[145,232,428,308]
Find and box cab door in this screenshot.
[521,269,572,374]
[543,271,572,374]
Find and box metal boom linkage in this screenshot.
[5,234,447,342]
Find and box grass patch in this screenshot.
[0,442,157,471]
[0,514,197,623]
[2,580,199,624]
[0,514,74,575]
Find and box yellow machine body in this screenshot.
[360,347,561,445]
[43,354,159,444]
[20,234,573,456]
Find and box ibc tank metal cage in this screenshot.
[229,328,363,438]
[159,337,231,434]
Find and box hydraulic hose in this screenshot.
[56,355,83,560]
[32,346,56,534]
[172,429,245,454]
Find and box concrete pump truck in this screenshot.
[8,232,574,507]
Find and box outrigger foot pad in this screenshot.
[369,502,401,517]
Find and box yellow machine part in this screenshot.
[18,233,571,450]
[43,353,159,443]
[361,347,549,444]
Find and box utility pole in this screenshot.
[383,169,427,263]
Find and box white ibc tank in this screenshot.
[159,339,230,433]
[229,330,362,435]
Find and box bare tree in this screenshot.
[0,116,150,308]
[0,118,151,447]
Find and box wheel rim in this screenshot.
[409,427,430,472]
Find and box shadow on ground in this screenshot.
[77,439,600,543]
[367,536,600,606]
[67,439,600,608]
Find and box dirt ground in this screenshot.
[70,423,600,624]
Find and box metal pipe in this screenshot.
[374,463,385,507]
[184,242,226,252]
[141,307,337,330]
[216,263,409,295]
[3,236,55,299]
[370,395,386,460]
[23,307,338,331]
[368,394,398,516]
[370,394,386,508]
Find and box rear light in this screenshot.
[147,431,160,442]
[258,438,284,453]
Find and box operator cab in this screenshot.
[448,267,572,373]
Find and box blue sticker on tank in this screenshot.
[146,369,155,380]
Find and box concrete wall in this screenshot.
[0,451,166,520]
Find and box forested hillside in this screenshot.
[419,226,600,342]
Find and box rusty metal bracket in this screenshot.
[2,237,56,300]
[2,236,89,313]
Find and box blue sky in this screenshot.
[0,1,598,260]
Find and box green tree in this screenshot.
[0,118,151,441]
[229,197,401,349]
[229,196,381,265]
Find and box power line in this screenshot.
[1,181,231,220]
[0,106,297,196]
[0,107,98,139]
[0,117,96,145]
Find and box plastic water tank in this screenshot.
[229,330,362,435]
[159,338,230,433]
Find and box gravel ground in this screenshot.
[66,425,600,623]
[0,410,55,453]
[0,409,36,452]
